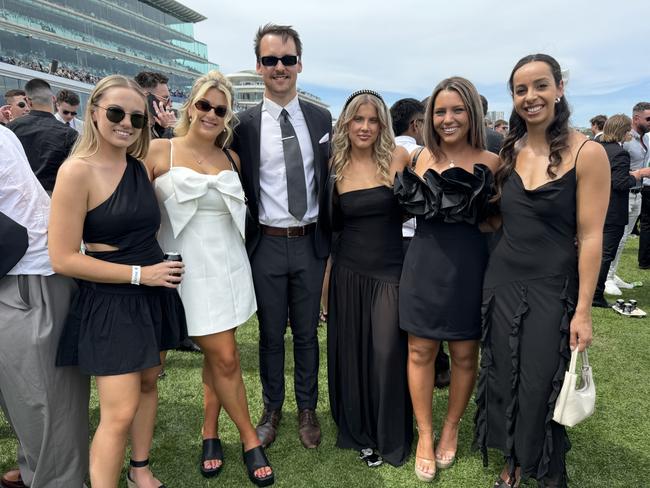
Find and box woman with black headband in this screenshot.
[326,89,412,467]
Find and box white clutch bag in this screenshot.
[553,349,595,427]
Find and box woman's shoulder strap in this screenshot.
[411,146,426,168]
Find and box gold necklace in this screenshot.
[190,147,216,166]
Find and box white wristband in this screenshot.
[131,265,141,285]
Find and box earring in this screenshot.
[555,97,561,103]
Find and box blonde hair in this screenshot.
[423,77,485,162]
[174,70,237,148]
[331,94,395,185]
[602,114,631,143]
[70,75,150,160]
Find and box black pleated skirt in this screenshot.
[56,281,187,376]
[327,262,413,466]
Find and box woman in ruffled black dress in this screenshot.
[327,89,412,467]
[474,55,609,487]
[394,77,499,482]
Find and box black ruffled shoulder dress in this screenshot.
[394,164,494,341]
[474,167,578,487]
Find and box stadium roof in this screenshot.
[140,0,207,23]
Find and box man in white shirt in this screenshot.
[390,98,451,389]
[54,89,84,133]
[232,24,332,449]
[0,125,89,488]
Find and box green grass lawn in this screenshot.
[2,239,650,487]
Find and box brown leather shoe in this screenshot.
[1,470,26,488]
[256,408,282,448]
[298,408,321,448]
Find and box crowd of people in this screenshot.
[0,54,102,85]
[1,21,648,488]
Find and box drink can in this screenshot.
[163,251,182,262]
[629,299,637,310]
[164,251,182,276]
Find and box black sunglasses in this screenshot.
[259,55,298,67]
[194,100,228,118]
[94,104,147,129]
[16,101,26,108]
[62,110,77,116]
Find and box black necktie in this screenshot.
[279,109,307,220]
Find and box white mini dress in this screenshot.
[155,141,256,336]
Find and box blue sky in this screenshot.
[185,0,650,127]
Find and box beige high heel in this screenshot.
[414,431,436,482]
[435,419,460,469]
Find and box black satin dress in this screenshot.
[56,155,187,376]
[327,185,413,466]
[394,165,494,340]
[474,167,578,488]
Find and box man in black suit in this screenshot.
[232,23,332,449]
[479,95,504,154]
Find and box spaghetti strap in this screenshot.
[168,139,174,170]
[574,138,591,165]
[223,148,237,172]
[411,146,425,168]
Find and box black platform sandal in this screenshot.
[200,438,224,478]
[242,445,274,487]
[126,459,165,488]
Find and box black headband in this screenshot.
[343,89,384,110]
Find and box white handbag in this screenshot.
[552,349,595,427]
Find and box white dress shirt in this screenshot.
[395,135,421,238]
[0,125,53,275]
[259,96,318,227]
[54,112,84,133]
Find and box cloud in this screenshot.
[184,0,650,125]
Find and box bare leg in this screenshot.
[129,365,165,488]
[194,330,271,480]
[435,340,479,464]
[91,373,142,488]
[407,335,440,478]
[201,355,222,470]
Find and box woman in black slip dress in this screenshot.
[326,89,413,467]
[473,54,610,488]
[50,75,187,488]
[394,77,500,482]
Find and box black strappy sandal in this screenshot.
[242,445,274,486]
[126,459,165,488]
[200,438,224,478]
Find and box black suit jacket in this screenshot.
[485,128,504,154]
[231,99,333,258]
[602,141,636,226]
[7,110,78,191]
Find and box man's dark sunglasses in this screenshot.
[194,100,227,118]
[259,55,298,67]
[16,101,26,108]
[94,104,147,129]
[62,110,77,116]
[645,116,650,123]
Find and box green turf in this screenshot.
[2,238,650,487]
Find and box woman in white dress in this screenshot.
[145,70,274,487]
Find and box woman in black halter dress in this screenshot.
[394,77,500,482]
[327,90,412,467]
[474,55,610,488]
[50,76,187,488]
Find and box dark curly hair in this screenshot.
[494,53,570,201]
